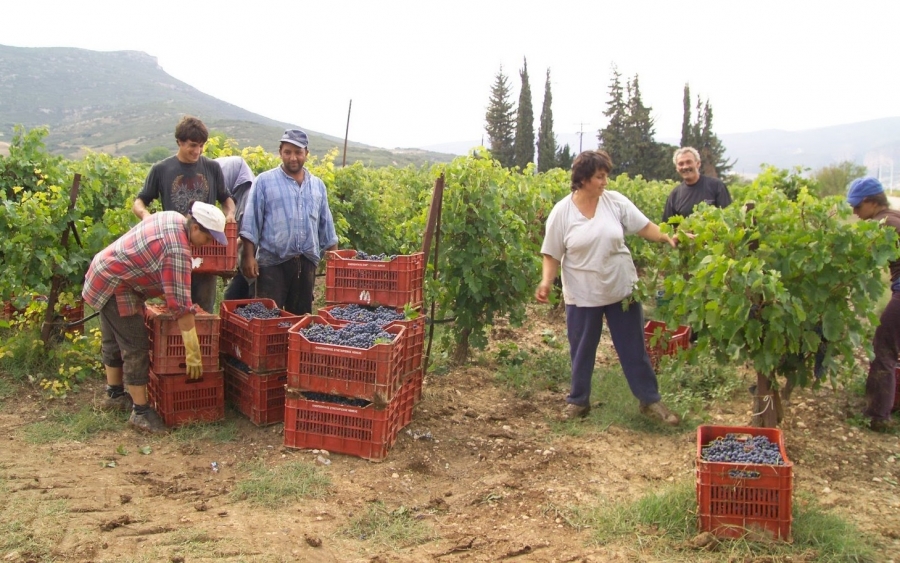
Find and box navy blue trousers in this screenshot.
[565,300,661,407]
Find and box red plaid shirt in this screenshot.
[82,212,196,318]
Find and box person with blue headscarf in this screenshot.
[847,177,900,432]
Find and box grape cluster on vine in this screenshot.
[300,321,394,349]
[326,304,404,325]
[234,302,281,320]
[354,251,397,261]
[701,433,785,464]
[302,391,370,408]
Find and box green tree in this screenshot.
[680,85,733,178]
[813,161,869,197]
[513,58,535,170]
[536,68,557,172]
[140,146,170,163]
[555,144,574,170]
[680,84,692,148]
[598,65,626,163]
[485,66,516,168]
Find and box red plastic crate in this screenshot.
[147,369,225,427]
[282,384,410,461]
[318,304,425,376]
[191,222,238,274]
[399,369,422,429]
[408,367,424,406]
[644,320,691,368]
[287,315,405,405]
[324,250,425,308]
[223,360,286,426]
[145,305,221,375]
[220,298,301,373]
[696,425,793,541]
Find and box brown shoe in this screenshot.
[563,403,590,420]
[640,401,680,426]
[128,408,169,434]
[100,393,133,413]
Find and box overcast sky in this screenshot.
[3,1,898,151]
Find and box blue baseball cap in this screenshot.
[846,176,884,207]
[280,129,309,149]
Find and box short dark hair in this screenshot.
[571,150,614,191]
[175,116,209,144]
[863,192,889,208]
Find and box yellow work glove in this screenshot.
[181,327,203,379]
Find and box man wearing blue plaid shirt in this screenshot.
[239,129,339,314]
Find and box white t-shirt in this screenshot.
[541,190,650,307]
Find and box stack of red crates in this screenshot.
[145,304,224,427]
[696,425,794,541]
[191,223,238,275]
[282,250,426,461]
[220,298,302,426]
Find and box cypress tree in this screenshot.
[555,144,574,171]
[598,65,626,161]
[680,83,692,147]
[537,68,557,172]
[513,58,535,170]
[485,66,516,168]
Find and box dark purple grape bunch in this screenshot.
[701,433,785,465]
[234,302,281,320]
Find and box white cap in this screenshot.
[191,202,227,245]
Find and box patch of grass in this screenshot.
[0,475,69,560]
[563,481,878,562]
[494,345,570,398]
[172,418,238,443]
[0,373,14,402]
[231,460,331,508]
[657,351,746,417]
[553,364,688,436]
[341,501,436,549]
[18,404,124,444]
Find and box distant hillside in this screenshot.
[0,44,454,167]
[426,119,900,185]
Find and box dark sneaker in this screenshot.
[101,393,134,413]
[128,408,169,434]
[640,401,681,426]
[562,403,590,421]
[869,418,895,433]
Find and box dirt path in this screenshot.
[1,317,899,562]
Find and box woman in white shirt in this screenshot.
[535,150,681,425]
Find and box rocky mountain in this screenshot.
[0,44,454,167]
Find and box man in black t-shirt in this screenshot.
[133,116,236,314]
[662,147,732,222]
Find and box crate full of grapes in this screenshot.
[220,299,302,373]
[282,371,418,461]
[191,222,238,274]
[287,315,405,405]
[145,304,221,375]
[318,304,426,376]
[696,425,793,541]
[324,250,425,308]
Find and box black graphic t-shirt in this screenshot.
[137,155,227,215]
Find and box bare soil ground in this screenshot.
[1,311,899,563]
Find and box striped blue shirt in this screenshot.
[240,166,338,267]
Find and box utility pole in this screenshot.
[341,99,352,167]
[578,122,585,153]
